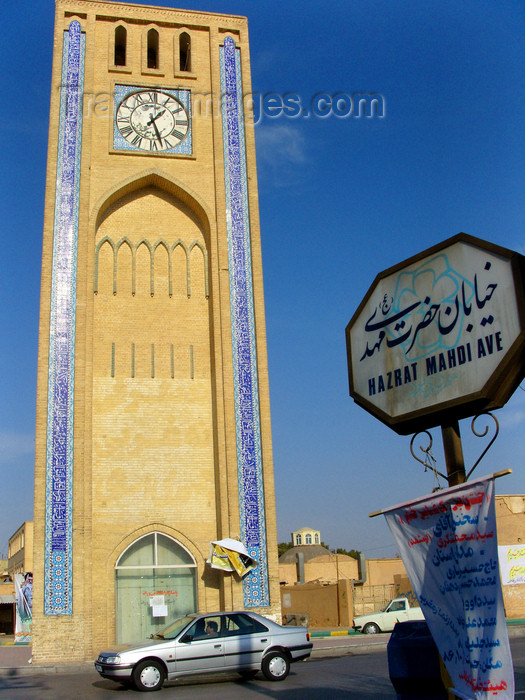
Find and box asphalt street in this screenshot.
[0,636,524,699]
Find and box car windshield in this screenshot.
[151,615,195,640]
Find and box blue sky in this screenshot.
[1,0,524,559]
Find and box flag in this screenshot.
[207,538,257,577]
[383,476,513,699]
[14,572,32,645]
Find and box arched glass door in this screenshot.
[115,533,197,642]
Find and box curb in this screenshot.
[310,629,358,638]
[0,661,95,677]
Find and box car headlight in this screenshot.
[103,655,121,665]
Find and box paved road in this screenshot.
[1,638,524,699]
[0,651,396,699]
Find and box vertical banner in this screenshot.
[14,573,33,644]
[383,476,514,699]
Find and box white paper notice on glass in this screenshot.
[152,604,168,617]
[149,595,165,608]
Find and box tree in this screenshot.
[334,547,361,561]
[277,541,293,557]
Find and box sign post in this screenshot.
[442,420,466,486]
[348,233,525,698]
[346,232,525,484]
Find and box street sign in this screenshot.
[346,233,525,435]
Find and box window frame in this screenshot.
[115,532,197,571]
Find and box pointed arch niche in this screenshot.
[115,532,197,642]
[91,176,217,563]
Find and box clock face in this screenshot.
[116,90,190,152]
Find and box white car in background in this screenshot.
[353,596,425,634]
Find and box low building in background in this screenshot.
[279,506,525,628]
[7,522,33,577]
[496,495,525,619]
[0,559,14,635]
[291,527,321,547]
[279,546,358,586]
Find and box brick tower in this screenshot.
[32,0,279,662]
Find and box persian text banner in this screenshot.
[384,477,513,699]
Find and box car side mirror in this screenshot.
[180,634,193,643]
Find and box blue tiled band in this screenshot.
[220,36,269,607]
[44,20,85,615]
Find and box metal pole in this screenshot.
[441,420,467,486]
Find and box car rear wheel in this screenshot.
[133,659,165,692]
[261,651,290,681]
[363,622,381,634]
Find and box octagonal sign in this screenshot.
[346,233,525,435]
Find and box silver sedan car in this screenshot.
[95,610,312,691]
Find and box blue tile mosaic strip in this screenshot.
[220,36,269,607]
[44,20,85,615]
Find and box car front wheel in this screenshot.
[133,659,165,692]
[363,622,381,634]
[261,651,290,681]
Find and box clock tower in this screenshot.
[33,0,279,662]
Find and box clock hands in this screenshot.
[147,109,166,143]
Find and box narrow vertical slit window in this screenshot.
[147,28,159,69]
[179,32,191,72]
[114,25,127,66]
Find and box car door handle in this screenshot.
[260,639,268,643]
[214,644,221,648]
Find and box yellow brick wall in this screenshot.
[32,0,280,663]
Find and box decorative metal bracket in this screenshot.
[410,430,448,484]
[466,412,499,480]
[410,411,499,484]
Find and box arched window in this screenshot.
[179,32,191,71]
[295,534,302,545]
[147,28,159,69]
[315,533,319,544]
[114,25,126,66]
[305,533,312,545]
[115,533,197,642]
